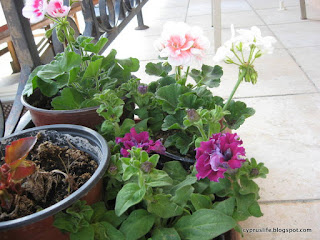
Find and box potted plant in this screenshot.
[48,22,275,239]
[21,0,139,128]
[0,124,110,239]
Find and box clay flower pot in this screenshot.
[21,94,103,129]
[0,124,110,240]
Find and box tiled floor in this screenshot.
[106,0,320,239]
[1,0,320,239]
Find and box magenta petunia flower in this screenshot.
[116,128,166,157]
[195,133,246,182]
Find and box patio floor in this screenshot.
[1,0,320,239]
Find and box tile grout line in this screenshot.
[244,0,320,93]
[233,91,320,100]
[184,0,191,23]
[259,198,320,204]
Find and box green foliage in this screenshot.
[145,62,172,77]
[189,65,223,88]
[23,35,139,111]
[174,209,236,240]
[224,100,255,129]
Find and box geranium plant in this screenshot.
[52,22,274,239]
[22,0,139,111]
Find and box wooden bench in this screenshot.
[0,0,149,138]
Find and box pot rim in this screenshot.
[0,124,110,230]
[21,94,99,114]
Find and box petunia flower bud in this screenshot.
[138,85,148,95]
[140,161,153,173]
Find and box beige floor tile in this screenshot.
[186,11,265,30]
[257,6,320,25]
[246,0,299,10]
[241,201,320,240]
[289,46,320,90]
[236,93,320,201]
[269,22,320,48]
[142,5,188,21]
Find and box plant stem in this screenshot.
[222,68,247,111]
[196,124,207,141]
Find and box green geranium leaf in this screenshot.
[213,197,235,216]
[90,202,107,223]
[70,225,94,240]
[147,194,184,218]
[83,36,108,54]
[158,76,176,87]
[101,49,117,70]
[189,65,223,88]
[152,228,181,240]
[115,183,146,216]
[190,193,212,210]
[174,209,236,240]
[82,58,103,80]
[36,77,59,97]
[224,100,255,129]
[156,84,189,114]
[178,92,204,109]
[117,57,140,72]
[51,87,84,110]
[162,110,186,131]
[23,65,45,96]
[38,51,81,80]
[146,169,173,187]
[165,132,196,155]
[119,118,135,136]
[92,222,125,240]
[163,161,187,183]
[145,62,172,77]
[119,209,155,240]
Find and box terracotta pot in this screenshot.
[0,124,110,240]
[21,94,103,129]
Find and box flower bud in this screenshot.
[138,85,148,95]
[250,168,259,176]
[186,109,200,122]
[140,161,153,173]
[108,164,118,175]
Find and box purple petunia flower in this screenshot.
[195,133,246,182]
[116,128,166,157]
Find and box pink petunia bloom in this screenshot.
[155,22,210,67]
[195,133,246,182]
[47,0,71,18]
[116,128,166,157]
[22,0,48,24]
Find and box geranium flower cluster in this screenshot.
[22,0,70,23]
[154,21,210,67]
[195,132,246,182]
[116,128,166,157]
[213,25,277,63]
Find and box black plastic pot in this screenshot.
[0,124,110,239]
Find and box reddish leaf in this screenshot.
[11,160,36,181]
[5,136,37,170]
[0,189,13,210]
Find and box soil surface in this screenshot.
[0,140,98,221]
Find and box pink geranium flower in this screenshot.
[195,133,246,182]
[155,22,210,66]
[116,128,166,157]
[47,0,71,18]
[22,0,48,24]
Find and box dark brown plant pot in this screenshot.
[21,94,104,129]
[0,124,110,240]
